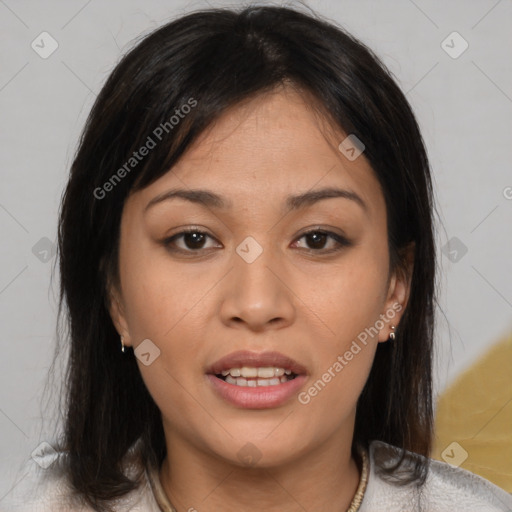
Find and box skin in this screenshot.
[109,86,413,512]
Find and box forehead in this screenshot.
[133,88,385,218]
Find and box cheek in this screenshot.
[119,256,209,426]
[119,239,204,341]
[118,239,216,366]
[294,245,388,406]
[300,246,389,346]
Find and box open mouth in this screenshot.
[207,352,307,408]
[215,366,298,387]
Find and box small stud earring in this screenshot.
[389,325,396,341]
[120,335,125,352]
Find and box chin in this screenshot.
[206,427,314,469]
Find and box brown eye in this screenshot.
[163,229,220,253]
[304,231,329,249]
[293,230,352,253]
[180,231,207,250]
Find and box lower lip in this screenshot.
[206,374,307,409]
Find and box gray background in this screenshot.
[1,0,511,502]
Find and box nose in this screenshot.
[219,241,296,332]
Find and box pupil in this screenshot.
[307,232,326,249]
[185,232,205,249]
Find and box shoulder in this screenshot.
[1,443,161,512]
[360,440,512,512]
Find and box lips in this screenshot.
[206,350,308,409]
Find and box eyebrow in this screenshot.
[144,186,368,214]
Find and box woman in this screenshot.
[4,4,511,512]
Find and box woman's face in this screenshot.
[109,87,410,468]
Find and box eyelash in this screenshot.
[162,227,352,256]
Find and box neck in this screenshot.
[159,432,361,512]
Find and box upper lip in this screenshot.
[207,350,308,376]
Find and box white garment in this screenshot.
[2,440,511,511]
[359,441,512,512]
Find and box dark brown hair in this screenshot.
[50,4,437,510]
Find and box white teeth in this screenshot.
[225,375,247,386]
[220,366,293,379]
[241,367,258,378]
[256,367,275,378]
[223,373,293,387]
[225,375,237,385]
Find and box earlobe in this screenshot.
[107,286,132,347]
[378,243,415,343]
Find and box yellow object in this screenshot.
[433,332,512,491]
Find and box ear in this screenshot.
[107,283,133,348]
[377,242,415,343]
